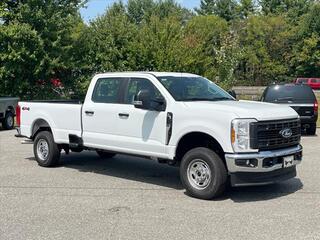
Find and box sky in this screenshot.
[80,0,201,22]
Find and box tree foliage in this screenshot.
[0,0,84,98]
[1,0,320,99]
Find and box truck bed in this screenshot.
[19,101,83,144]
[26,100,83,104]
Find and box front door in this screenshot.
[115,77,168,157]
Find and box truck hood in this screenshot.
[183,100,298,121]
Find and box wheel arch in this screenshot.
[174,131,226,166]
[31,118,52,140]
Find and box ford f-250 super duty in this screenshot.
[15,72,303,199]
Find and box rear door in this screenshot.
[82,77,128,149]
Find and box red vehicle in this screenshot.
[295,78,320,90]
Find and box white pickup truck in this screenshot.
[0,96,19,130]
[16,72,303,199]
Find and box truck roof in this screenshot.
[95,71,200,78]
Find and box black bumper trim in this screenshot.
[230,166,297,187]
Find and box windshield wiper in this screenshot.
[275,97,294,102]
[181,97,233,101]
[211,97,234,101]
[183,98,214,101]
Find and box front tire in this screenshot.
[180,147,227,200]
[34,131,61,167]
[2,111,15,130]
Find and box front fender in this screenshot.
[170,125,233,154]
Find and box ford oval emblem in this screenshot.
[279,128,292,138]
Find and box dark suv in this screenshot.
[261,84,318,135]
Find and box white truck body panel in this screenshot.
[19,102,82,144]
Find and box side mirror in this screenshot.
[133,90,166,111]
[228,90,237,99]
[133,90,151,110]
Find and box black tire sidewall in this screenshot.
[307,123,317,135]
[3,112,14,130]
[34,131,60,167]
[180,147,227,200]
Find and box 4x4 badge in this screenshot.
[279,128,292,138]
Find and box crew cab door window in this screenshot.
[125,78,163,104]
[92,78,123,103]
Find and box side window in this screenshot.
[92,78,123,103]
[125,78,162,104]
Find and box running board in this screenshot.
[21,139,33,144]
[69,134,83,148]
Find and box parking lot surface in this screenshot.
[0,129,319,240]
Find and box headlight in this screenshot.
[231,119,257,152]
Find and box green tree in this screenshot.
[0,23,44,97]
[236,15,293,85]
[74,2,137,91]
[260,0,314,19]
[127,0,155,24]
[290,3,320,77]
[214,0,238,21]
[0,0,84,99]
[184,15,241,86]
[196,0,215,15]
[127,0,191,24]
[237,0,256,19]
[196,0,239,21]
[128,16,187,71]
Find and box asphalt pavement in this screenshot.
[0,129,319,240]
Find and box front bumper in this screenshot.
[225,145,302,186]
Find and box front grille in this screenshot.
[250,119,301,151]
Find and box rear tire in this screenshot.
[34,131,60,167]
[306,123,316,135]
[96,150,116,159]
[180,147,227,200]
[2,111,14,130]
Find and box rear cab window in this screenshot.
[262,84,316,104]
[92,78,125,103]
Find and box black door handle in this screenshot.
[118,113,129,118]
[85,111,94,115]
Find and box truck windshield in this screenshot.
[157,76,234,101]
